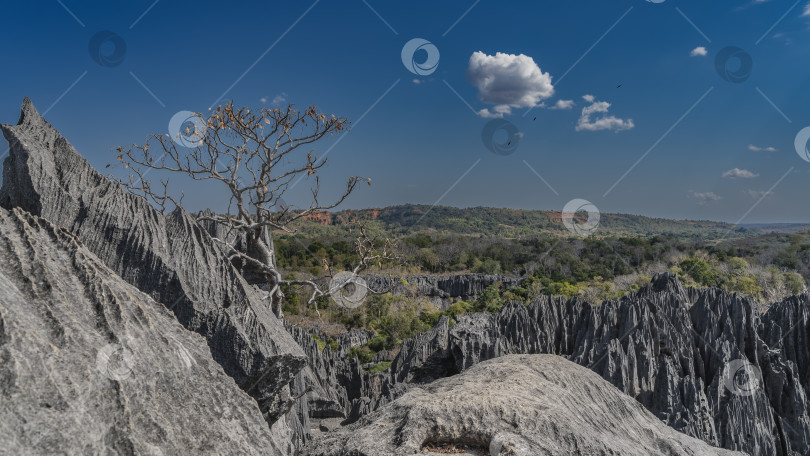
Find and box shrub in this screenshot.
[679,257,719,287]
[310,334,326,352]
[367,361,392,375]
[348,345,375,364]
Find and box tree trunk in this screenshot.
[246,227,284,319]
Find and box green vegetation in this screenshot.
[310,333,326,352]
[309,333,339,353]
[276,207,810,364]
[367,361,392,375]
[284,205,751,240]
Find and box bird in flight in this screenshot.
[616,83,622,88]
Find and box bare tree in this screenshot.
[116,101,394,317]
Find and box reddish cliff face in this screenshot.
[301,211,333,225]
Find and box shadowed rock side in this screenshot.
[304,355,745,456]
[0,98,306,427]
[0,207,287,454]
[293,274,810,456]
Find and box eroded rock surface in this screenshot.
[0,98,307,425]
[295,274,810,455]
[304,354,744,456]
[0,207,286,454]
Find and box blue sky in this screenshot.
[1,0,809,223]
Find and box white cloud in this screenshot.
[748,144,777,152]
[259,97,268,104]
[803,2,810,16]
[690,46,708,57]
[722,168,759,179]
[689,191,723,205]
[476,105,512,119]
[271,92,288,106]
[575,98,634,132]
[467,51,554,118]
[550,99,574,110]
[746,189,775,198]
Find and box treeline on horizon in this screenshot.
[285,204,751,240]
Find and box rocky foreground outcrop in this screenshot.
[0,98,307,428]
[0,207,286,454]
[305,355,744,456]
[294,274,810,455]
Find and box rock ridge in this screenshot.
[0,98,306,427]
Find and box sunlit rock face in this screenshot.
[304,354,745,456]
[0,98,307,428]
[0,206,287,454]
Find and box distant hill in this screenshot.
[288,204,753,240]
[739,223,810,234]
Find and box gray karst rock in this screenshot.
[334,328,376,349]
[0,207,286,454]
[303,355,745,456]
[291,273,810,455]
[363,273,523,310]
[390,315,455,384]
[0,98,307,428]
[3,97,810,455]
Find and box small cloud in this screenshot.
[271,92,288,106]
[722,168,759,179]
[467,51,555,118]
[746,189,775,198]
[771,32,793,45]
[549,99,574,110]
[690,46,708,57]
[476,105,512,119]
[803,2,810,16]
[412,78,423,84]
[689,191,723,205]
[260,97,268,104]
[575,98,634,132]
[748,144,777,152]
